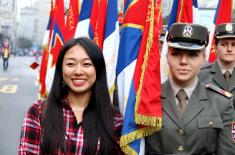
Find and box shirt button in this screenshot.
[178,129,184,135]
[178,145,184,151]
[209,121,213,127]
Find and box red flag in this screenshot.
[155,0,162,38]
[208,0,232,62]
[39,0,55,98]
[30,61,39,70]
[177,0,193,23]
[64,0,79,41]
[134,0,162,126]
[49,0,65,67]
[89,0,108,49]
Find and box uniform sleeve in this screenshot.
[18,101,42,155]
[217,98,235,154]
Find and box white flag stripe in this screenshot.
[103,22,120,91]
[74,19,90,38]
[117,59,136,114]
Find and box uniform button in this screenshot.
[178,129,184,135]
[209,121,213,127]
[177,145,184,151]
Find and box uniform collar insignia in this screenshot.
[232,122,235,142]
[183,25,193,38]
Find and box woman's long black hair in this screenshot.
[41,37,119,154]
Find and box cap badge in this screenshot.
[225,23,233,32]
[183,25,193,38]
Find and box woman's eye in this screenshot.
[66,63,75,66]
[84,63,92,66]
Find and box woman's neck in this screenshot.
[67,91,91,109]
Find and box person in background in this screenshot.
[159,25,167,56]
[145,23,235,154]
[199,23,235,109]
[1,40,11,71]
[18,37,123,155]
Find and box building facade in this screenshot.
[0,0,17,46]
[18,0,50,46]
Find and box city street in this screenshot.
[0,56,38,154]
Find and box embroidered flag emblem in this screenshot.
[232,122,235,141]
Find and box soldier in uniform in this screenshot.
[159,25,167,55]
[199,23,235,109]
[145,23,235,155]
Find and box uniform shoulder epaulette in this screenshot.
[206,83,232,98]
[201,62,212,69]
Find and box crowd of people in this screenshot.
[18,22,235,155]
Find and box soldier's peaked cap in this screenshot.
[215,23,235,39]
[159,25,167,42]
[167,23,209,51]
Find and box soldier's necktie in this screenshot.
[224,71,231,82]
[176,89,187,112]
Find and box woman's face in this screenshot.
[62,45,96,95]
[167,48,205,87]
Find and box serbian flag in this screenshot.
[117,0,162,154]
[75,0,120,100]
[46,0,65,91]
[90,0,120,99]
[160,0,198,83]
[64,0,79,42]
[207,0,232,62]
[74,0,93,38]
[38,1,54,98]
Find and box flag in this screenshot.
[160,0,198,83]
[38,1,55,98]
[46,0,65,92]
[75,0,120,100]
[155,0,163,38]
[100,1,120,98]
[74,0,93,38]
[207,0,232,62]
[30,61,39,70]
[64,0,79,42]
[117,0,162,154]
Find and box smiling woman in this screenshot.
[18,37,124,155]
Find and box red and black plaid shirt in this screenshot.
[18,99,123,155]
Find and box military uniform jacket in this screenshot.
[199,61,235,109]
[145,80,235,155]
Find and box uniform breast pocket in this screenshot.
[197,116,223,147]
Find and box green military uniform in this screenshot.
[145,80,235,155]
[199,23,235,109]
[199,61,235,109]
[146,23,235,155]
